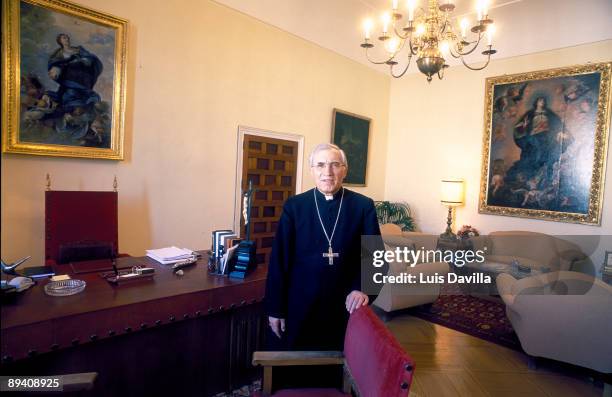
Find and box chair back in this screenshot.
[344,306,414,397]
[45,191,119,265]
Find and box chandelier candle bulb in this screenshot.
[382,13,391,34]
[487,24,495,46]
[364,19,372,40]
[460,18,469,38]
[393,0,399,11]
[386,37,400,54]
[440,41,450,56]
[407,0,416,21]
[416,24,425,36]
[477,0,489,20]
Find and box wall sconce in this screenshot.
[440,178,464,240]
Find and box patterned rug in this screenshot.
[409,289,522,351]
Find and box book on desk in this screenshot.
[21,266,55,279]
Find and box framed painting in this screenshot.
[2,0,127,160]
[331,108,371,186]
[479,62,611,224]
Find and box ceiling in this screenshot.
[212,0,612,75]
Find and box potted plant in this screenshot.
[374,201,416,231]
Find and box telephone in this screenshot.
[8,276,35,292]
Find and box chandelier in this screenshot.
[360,0,497,82]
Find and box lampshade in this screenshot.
[441,179,464,206]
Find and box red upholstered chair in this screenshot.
[252,306,415,397]
[45,191,126,266]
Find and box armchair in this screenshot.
[374,227,450,315]
[45,191,126,266]
[252,306,415,396]
[497,271,612,374]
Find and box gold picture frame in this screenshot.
[2,0,127,160]
[479,62,611,225]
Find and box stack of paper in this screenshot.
[146,246,194,265]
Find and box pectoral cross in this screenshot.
[322,246,339,265]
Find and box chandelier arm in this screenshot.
[408,38,419,56]
[440,19,450,36]
[365,48,396,65]
[448,46,462,59]
[390,54,413,79]
[437,65,448,80]
[459,52,492,71]
[393,26,410,41]
[455,32,484,56]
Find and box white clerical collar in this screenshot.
[316,188,343,201]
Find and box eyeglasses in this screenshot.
[311,161,346,170]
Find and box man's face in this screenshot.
[310,149,347,194]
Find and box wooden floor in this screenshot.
[385,313,604,397]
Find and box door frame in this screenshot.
[233,125,305,234]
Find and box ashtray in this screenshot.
[44,279,86,296]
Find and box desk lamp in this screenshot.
[440,179,464,240]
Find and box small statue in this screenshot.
[242,180,257,240]
[1,256,33,278]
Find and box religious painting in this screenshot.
[331,109,371,186]
[479,63,611,225]
[2,0,128,160]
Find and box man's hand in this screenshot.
[346,290,368,314]
[268,316,285,338]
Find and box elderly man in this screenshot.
[265,143,381,353]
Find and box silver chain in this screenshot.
[313,187,344,249]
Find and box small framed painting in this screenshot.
[331,108,371,186]
[2,0,128,160]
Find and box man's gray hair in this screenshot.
[309,143,348,167]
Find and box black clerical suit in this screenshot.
[265,187,381,351]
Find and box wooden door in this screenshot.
[241,135,299,266]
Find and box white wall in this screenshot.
[1,0,391,265]
[385,41,612,268]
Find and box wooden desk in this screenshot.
[1,253,267,396]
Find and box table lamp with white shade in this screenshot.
[440,179,464,240]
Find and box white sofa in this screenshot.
[497,271,612,374]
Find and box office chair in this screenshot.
[45,191,126,266]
